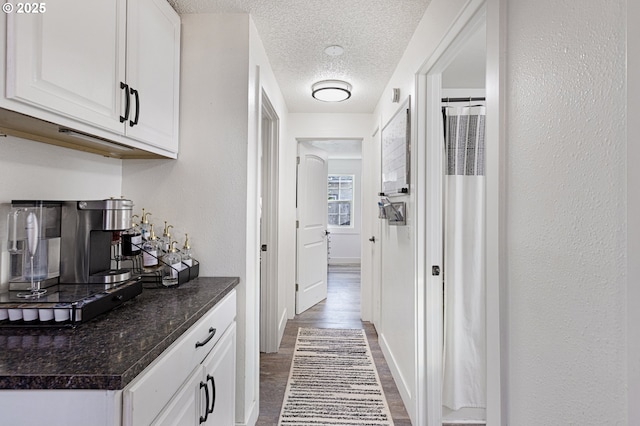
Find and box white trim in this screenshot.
[414,1,500,425]
[379,332,413,411]
[328,257,361,265]
[259,90,281,354]
[236,399,258,426]
[327,173,356,229]
[485,0,507,424]
[278,308,288,345]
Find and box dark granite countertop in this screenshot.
[0,277,239,390]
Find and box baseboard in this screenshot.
[443,406,486,424]
[278,308,287,348]
[236,399,258,426]
[328,257,361,265]
[378,331,414,423]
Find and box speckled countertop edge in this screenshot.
[119,280,237,387]
[0,277,239,390]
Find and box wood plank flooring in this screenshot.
[257,264,412,425]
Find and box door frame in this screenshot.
[414,0,506,424]
[295,138,370,319]
[259,91,280,353]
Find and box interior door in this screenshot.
[125,0,180,152]
[296,143,329,314]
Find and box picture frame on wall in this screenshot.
[381,96,410,196]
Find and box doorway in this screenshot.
[440,19,487,426]
[415,0,496,424]
[259,92,280,353]
[295,139,363,315]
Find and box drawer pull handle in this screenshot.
[120,82,130,123]
[195,327,217,348]
[130,87,140,127]
[199,381,210,423]
[207,374,216,414]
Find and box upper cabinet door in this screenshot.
[125,0,180,153]
[6,0,126,133]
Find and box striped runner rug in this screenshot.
[278,327,395,425]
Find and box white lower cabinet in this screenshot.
[200,323,236,425]
[0,289,237,426]
[153,322,236,426]
[123,290,237,426]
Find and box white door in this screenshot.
[6,0,126,133]
[296,143,329,314]
[125,0,180,153]
[202,324,236,425]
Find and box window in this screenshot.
[328,174,354,227]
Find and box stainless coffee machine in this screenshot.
[59,198,133,284]
[2,198,142,326]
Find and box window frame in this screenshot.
[327,173,355,228]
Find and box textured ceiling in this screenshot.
[168,0,431,113]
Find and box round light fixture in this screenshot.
[324,45,344,57]
[311,80,352,102]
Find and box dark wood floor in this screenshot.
[257,264,412,425]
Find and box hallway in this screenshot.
[256,265,412,425]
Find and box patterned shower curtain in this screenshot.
[442,105,486,411]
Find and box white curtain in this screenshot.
[442,105,486,411]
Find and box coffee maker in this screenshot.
[3,198,142,325]
[59,198,133,284]
[9,198,134,286]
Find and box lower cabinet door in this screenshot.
[202,322,236,425]
[151,367,201,426]
[150,322,236,426]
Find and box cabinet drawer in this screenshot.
[122,290,236,426]
[183,290,236,365]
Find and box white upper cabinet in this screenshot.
[6,0,127,133]
[4,0,180,157]
[125,0,180,152]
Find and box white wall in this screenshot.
[628,2,639,424]
[121,13,289,425]
[328,159,361,265]
[370,0,628,423]
[369,0,473,421]
[505,0,627,424]
[248,14,290,420]
[0,137,122,287]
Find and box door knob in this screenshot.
[369,236,376,242]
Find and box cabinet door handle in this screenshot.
[130,87,140,127]
[207,374,216,414]
[195,327,217,348]
[199,381,210,424]
[120,82,130,123]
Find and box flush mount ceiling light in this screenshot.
[324,45,344,57]
[311,80,352,102]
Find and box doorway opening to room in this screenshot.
[414,0,501,423]
[295,139,363,316]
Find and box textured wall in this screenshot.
[122,13,253,422]
[506,0,627,423]
[628,2,639,424]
